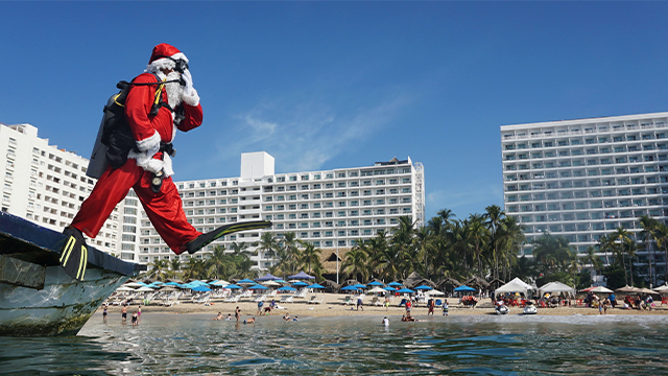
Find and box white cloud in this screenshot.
[215,96,409,172]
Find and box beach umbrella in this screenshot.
[396,288,415,294]
[292,281,309,287]
[136,286,155,292]
[237,278,256,285]
[653,285,668,293]
[225,284,242,289]
[164,282,182,287]
[256,273,281,282]
[158,286,177,292]
[309,283,325,289]
[352,284,367,289]
[637,287,659,295]
[278,286,297,292]
[210,280,229,286]
[288,271,315,280]
[454,285,476,292]
[192,286,211,292]
[615,285,639,293]
[414,285,433,291]
[383,286,397,291]
[341,286,358,291]
[388,282,402,287]
[117,286,136,291]
[368,281,384,286]
[589,286,614,294]
[262,280,281,287]
[368,287,386,294]
[248,284,269,290]
[274,279,288,284]
[427,289,445,296]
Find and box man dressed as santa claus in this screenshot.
[59,43,269,281]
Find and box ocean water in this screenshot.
[1,313,668,375]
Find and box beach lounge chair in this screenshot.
[280,295,294,303]
[398,298,407,307]
[223,294,241,303]
[435,299,442,307]
[254,294,267,303]
[294,289,307,299]
[369,296,381,306]
[340,295,354,305]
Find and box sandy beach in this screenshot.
[100,293,668,318]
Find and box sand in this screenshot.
[100,293,668,318]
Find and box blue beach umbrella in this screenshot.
[191,286,211,292]
[274,279,288,284]
[164,282,182,286]
[388,282,402,287]
[225,284,242,289]
[352,284,367,289]
[292,281,309,287]
[278,286,297,292]
[249,284,269,290]
[383,286,397,291]
[237,278,256,285]
[454,285,476,292]
[414,285,433,291]
[341,286,358,291]
[368,281,384,286]
[288,271,315,280]
[396,288,415,294]
[309,283,325,289]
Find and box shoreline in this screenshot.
[101,293,668,318]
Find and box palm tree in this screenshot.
[437,208,457,226]
[639,215,658,286]
[610,227,632,285]
[466,214,488,279]
[168,258,182,279]
[654,222,668,284]
[341,241,370,282]
[256,232,279,263]
[182,256,207,280]
[147,259,169,281]
[484,205,505,280]
[585,246,604,279]
[414,226,434,279]
[298,241,324,279]
[207,245,229,280]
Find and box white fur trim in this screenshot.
[163,154,174,177]
[136,131,161,153]
[128,149,163,175]
[182,88,200,107]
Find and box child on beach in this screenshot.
[442,300,449,316]
[213,312,223,320]
[382,317,390,327]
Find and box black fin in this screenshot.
[187,220,272,255]
[60,228,89,281]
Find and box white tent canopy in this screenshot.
[539,281,575,298]
[494,277,533,297]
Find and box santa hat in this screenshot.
[147,43,188,72]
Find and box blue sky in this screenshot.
[2,2,667,222]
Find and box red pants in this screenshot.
[70,159,200,254]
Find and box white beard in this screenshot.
[164,71,183,108]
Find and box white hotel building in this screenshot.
[138,152,425,269]
[501,112,668,275]
[0,122,425,270]
[0,123,119,253]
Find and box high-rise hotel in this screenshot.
[501,112,668,275]
[0,122,425,270]
[140,152,425,269]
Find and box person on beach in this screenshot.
[60,43,207,281]
[357,297,364,311]
[244,317,255,324]
[225,313,232,321]
[102,304,108,320]
[121,305,128,322]
[293,316,299,322]
[235,306,241,322]
[257,301,264,316]
[608,293,617,308]
[382,316,390,327]
[405,300,412,315]
[427,298,435,316]
[132,311,139,326]
[442,299,449,316]
[264,305,272,315]
[138,305,142,319]
[385,296,390,311]
[213,312,223,320]
[283,313,290,321]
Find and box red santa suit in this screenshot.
[70,43,203,254]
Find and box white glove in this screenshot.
[180,69,200,106]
